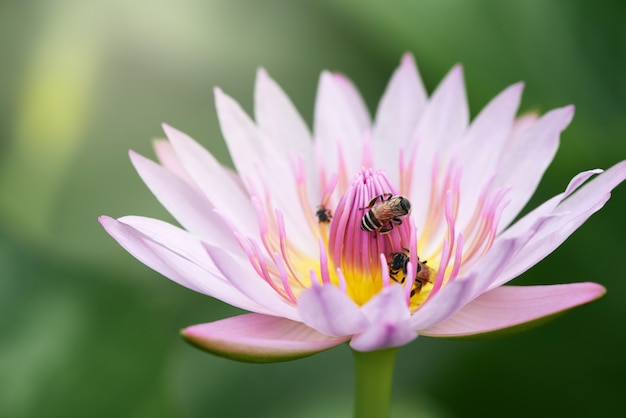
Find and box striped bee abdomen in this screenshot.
[360,211,382,231]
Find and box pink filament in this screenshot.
[318,237,331,285]
[380,253,391,288]
[275,252,298,303]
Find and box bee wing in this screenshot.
[415,264,432,284]
[376,205,396,222]
[391,206,408,216]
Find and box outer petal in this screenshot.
[298,284,369,337]
[416,65,468,154]
[409,233,533,331]
[254,68,313,159]
[410,65,469,228]
[129,150,224,240]
[454,83,524,228]
[350,286,417,351]
[215,88,314,252]
[360,284,410,323]
[162,124,258,236]
[253,69,320,207]
[373,53,427,149]
[332,72,371,131]
[182,313,348,363]
[493,161,626,288]
[496,105,574,229]
[373,53,427,183]
[350,322,417,352]
[420,282,605,337]
[314,71,369,177]
[203,244,299,321]
[98,216,266,314]
[408,274,475,331]
[499,169,603,240]
[153,139,197,187]
[119,215,241,263]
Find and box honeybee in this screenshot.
[411,260,432,297]
[360,193,411,234]
[388,251,409,283]
[315,205,332,223]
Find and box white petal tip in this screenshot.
[510,81,525,93]
[161,122,176,135]
[98,215,113,227]
[256,67,269,80]
[451,64,464,76]
[401,52,416,66]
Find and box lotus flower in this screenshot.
[100,54,626,362]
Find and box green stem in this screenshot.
[352,348,398,418]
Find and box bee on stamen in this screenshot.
[387,250,431,297]
[411,260,432,297]
[360,193,411,234]
[388,251,409,283]
[315,205,332,223]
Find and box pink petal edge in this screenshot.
[297,284,369,337]
[350,321,417,352]
[349,286,417,351]
[182,313,348,363]
[98,216,266,314]
[420,282,605,337]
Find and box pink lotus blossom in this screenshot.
[100,54,626,361]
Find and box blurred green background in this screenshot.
[1,0,625,417]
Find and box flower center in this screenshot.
[328,168,427,305]
[237,155,508,313]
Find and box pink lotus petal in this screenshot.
[204,244,299,321]
[496,105,574,229]
[182,313,348,363]
[129,150,223,238]
[494,198,608,289]
[409,65,469,225]
[314,71,369,176]
[99,216,265,313]
[162,124,258,237]
[493,161,626,288]
[410,234,530,331]
[349,285,417,351]
[253,68,318,206]
[153,139,196,187]
[415,65,468,154]
[298,285,369,337]
[254,68,313,159]
[454,83,524,226]
[409,275,475,331]
[509,113,539,142]
[215,88,314,252]
[373,53,427,150]
[499,169,603,240]
[332,72,371,132]
[360,285,410,323]
[557,160,626,213]
[421,282,605,337]
[119,215,240,262]
[372,53,427,183]
[350,321,418,352]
